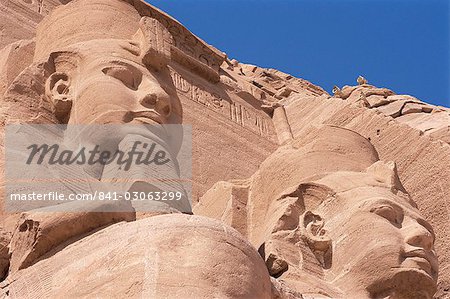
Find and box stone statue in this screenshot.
[0,0,191,280]
[0,0,442,298]
[0,2,272,298]
[196,125,438,298]
[5,214,273,298]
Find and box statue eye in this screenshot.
[370,205,400,225]
[102,66,141,90]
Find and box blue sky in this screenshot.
[147,0,449,107]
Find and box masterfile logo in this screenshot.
[5,124,192,213]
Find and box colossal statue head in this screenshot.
[1,0,191,125]
[196,125,438,298]
[0,0,200,229]
[262,165,438,298]
[0,0,188,164]
[0,0,219,213]
[40,17,181,127]
[255,126,438,298]
[1,0,225,150]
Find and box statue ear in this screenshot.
[300,211,332,269]
[45,72,73,123]
[366,161,406,193]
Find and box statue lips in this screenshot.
[402,248,438,278]
[130,110,165,125]
[127,110,170,142]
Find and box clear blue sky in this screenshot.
[147,0,449,107]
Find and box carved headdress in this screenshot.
[34,0,225,81]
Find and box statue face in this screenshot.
[242,126,438,297]
[317,173,438,297]
[67,40,181,126]
[54,40,184,151]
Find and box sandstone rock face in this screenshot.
[335,84,450,144]
[8,205,135,275]
[0,0,448,298]
[0,40,35,96]
[0,0,65,50]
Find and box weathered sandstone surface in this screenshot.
[0,0,66,50]
[0,0,449,298]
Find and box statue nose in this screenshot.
[138,80,172,118]
[403,219,434,251]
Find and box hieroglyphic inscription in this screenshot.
[170,71,271,138]
[145,9,225,72]
[171,71,223,110]
[229,102,270,137]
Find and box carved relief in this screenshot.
[143,4,225,78]
[170,70,271,137]
[229,102,270,136]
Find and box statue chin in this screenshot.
[361,269,437,299]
